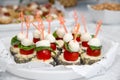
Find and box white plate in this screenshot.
[0,34,119,80]
[7,65,81,80]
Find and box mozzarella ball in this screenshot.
[21,38,34,46]
[17,33,26,41]
[63,33,73,42]
[33,30,40,38]
[56,27,65,38]
[45,34,56,43]
[68,40,80,52]
[36,40,50,47]
[81,32,92,41]
[56,40,64,48]
[88,38,101,47]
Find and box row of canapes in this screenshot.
[0,2,63,24]
[10,11,102,65]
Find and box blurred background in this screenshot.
[0,0,119,5]
[0,0,119,6]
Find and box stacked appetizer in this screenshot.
[10,14,103,66]
[81,20,102,65]
[81,38,102,65]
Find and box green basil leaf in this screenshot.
[35,46,56,54]
[11,36,21,46]
[91,35,94,38]
[77,34,80,37]
[19,44,35,50]
[35,46,51,51]
[64,42,73,52]
[53,31,58,38]
[90,45,102,50]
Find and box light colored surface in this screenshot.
[0,1,120,80]
[0,34,118,80]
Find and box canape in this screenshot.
[10,33,25,56]
[34,40,56,65]
[81,32,92,49]
[33,30,40,43]
[53,27,66,40]
[72,27,81,42]
[45,33,58,57]
[81,38,102,65]
[14,38,36,63]
[45,34,56,50]
[58,40,81,65]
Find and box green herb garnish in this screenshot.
[77,34,81,37]
[90,45,102,50]
[53,31,58,38]
[35,46,56,54]
[64,42,73,52]
[11,36,21,46]
[91,35,94,38]
[19,44,35,50]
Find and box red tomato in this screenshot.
[56,37,63,40]
[20,49,34,55]
[87,46,101,57]
[14,45,18,48]
[72,34,81,42]
[64,50,79,61]
[82,41,89,47]
[50,43,56,50]
[37,49,51,60]
[33,38,40,43]
[76,36,81,42]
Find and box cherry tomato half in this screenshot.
[20,49,34,55]
[33,37,40,43]
[64,50,79,61]
[72,34,81,42]
[37,49,51,60]
[87,46,101,57]
[50,43,56,50]
[82,41,89,47]
[76,36,81,42]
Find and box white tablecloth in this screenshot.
[0,1,120,80]
[0,53,120,80]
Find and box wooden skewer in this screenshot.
[81,14,87,33]
[74,23,80,42]
[94,20,102,38]
[58,15,68,33]
[20,11,24,34]
[47,14,52,34]
[25,16,30,38]
[32,22,39,30]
